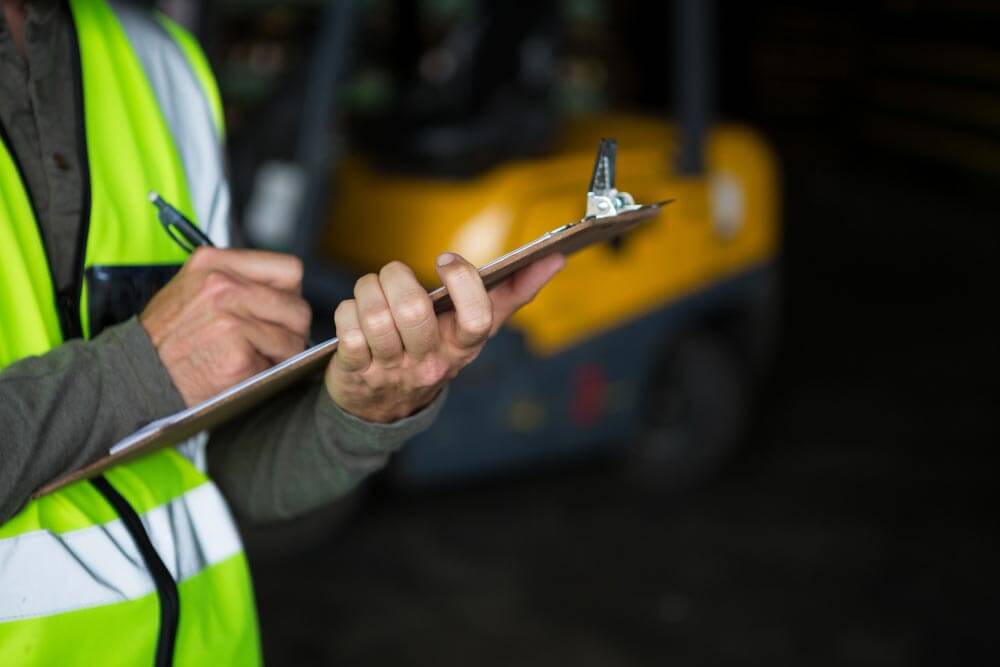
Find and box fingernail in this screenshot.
[437,252,455,267]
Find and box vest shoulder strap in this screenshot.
[110,1,232,248]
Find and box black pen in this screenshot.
[150,190,318,346]
[148,191,214,252]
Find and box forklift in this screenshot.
[219,0,779,503]
[295,0,781,491]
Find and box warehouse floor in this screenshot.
[249,143,999,666]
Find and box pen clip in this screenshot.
[162,221,198,254]
[149,191,213,252]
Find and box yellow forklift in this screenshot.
[231,0,780,494]
[302,0,782,490]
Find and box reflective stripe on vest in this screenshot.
[0,1,260,664]
[0,482,240,622]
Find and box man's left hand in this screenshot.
[326,252,565,423]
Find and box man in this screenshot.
[0,0,563,664]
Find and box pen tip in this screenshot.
[148,191,159,203]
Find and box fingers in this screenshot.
[322,254,563,423]
[380,261,439,360]
[190,252,312,365]
[333,299,371,372]
[236,315,307,363]
[488,253,565,329]
[189,247,303,293]
[203,271,312,337]
[354,273,404,366]
[208,328,272,385]
[335,261,442,375]
[435,253,493,349]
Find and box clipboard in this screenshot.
[33,140,670,497]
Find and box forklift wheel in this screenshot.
[626,331,749,493]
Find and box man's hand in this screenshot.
[141,247,311,407]
[327,252,565,423]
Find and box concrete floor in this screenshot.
[249,144,999,666]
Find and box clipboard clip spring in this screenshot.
[586,138,641,219]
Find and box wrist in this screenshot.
[325,384,444,424]
[316,384,450,453]
[100,317,188,417]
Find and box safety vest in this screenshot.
[0,1,260,664]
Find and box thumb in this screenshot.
[488,253,566,328]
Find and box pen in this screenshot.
[148,191,214,252]
[149,190,318,347]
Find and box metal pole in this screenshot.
[673,0,714,175]
[292,0,359,261]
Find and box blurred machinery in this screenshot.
[319,0,781,490]
[203,0,781,494]
[325,115,779,489]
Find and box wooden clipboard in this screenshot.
[34,202,668,497]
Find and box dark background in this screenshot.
[205,1,1000,664]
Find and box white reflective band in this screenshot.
[0,482,242,623]
[113,1,233,247]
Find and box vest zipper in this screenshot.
[91,476,180,667]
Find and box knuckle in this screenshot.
[415,357,449,388]
[213,314,242,336]
[363,306,396,337]
[354,273,379,294]
[340,327,367,351]
[221,343,255,379]
[459,309,493,338]
[334,299,356,321]
[188,246,218,270]
[395,296,433,329]
[379,260,410,280]
[203,270,236,296]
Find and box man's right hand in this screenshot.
[140,247,312,407]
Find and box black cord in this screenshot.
[91,475,180,667]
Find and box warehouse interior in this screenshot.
[7,0,998,664]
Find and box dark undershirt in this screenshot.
[0,0,80,291]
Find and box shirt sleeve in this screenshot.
[206,383,446,523]
[0,311,444,526]
[0,316,185,523]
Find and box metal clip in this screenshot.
[586,138,639,218]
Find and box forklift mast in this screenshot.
[245,0,718,305]
[674,0,714,175]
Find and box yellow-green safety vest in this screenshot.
[0,0,260,664]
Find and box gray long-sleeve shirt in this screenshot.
[0,2,442,525]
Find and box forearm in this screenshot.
[0,317,186,523]
[207,382,445,523]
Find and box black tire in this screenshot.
[625,331,750,493]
